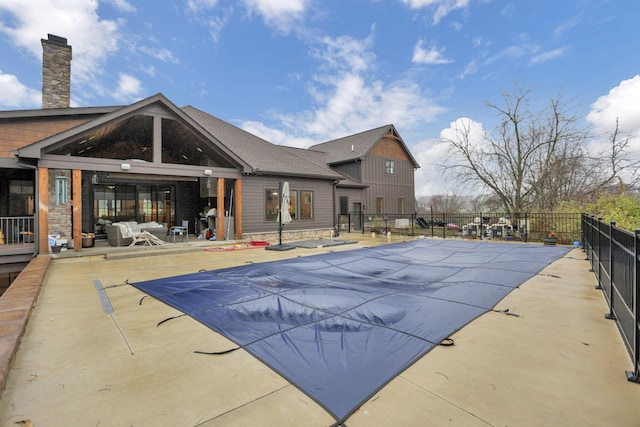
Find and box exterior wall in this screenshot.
[332,161,361,181]
[361,136,416,215]
[241,175,335,234]
[370,135,411,160]
[0,118,91,158]
[336,187,365,214]
[47,169,72,241]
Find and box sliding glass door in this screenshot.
[93,184,174,227]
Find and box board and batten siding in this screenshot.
[335,187,365,213]
[361,155,416,215]
[241,175,336,234]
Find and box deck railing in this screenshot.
[582,214,640,384]
[0,216,35,245]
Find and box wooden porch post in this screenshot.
[234,179,242,238]
[37,167,49,254]
[72,169,82,252]
[216,178,225,240]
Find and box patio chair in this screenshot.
[169,219,189,243]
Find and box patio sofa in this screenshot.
[106,221,168,247]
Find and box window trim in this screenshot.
[300,190,314,220]
[385,159,395,175]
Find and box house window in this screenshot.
[301,191,314,219]
[265,189,279,221]
[265,189,299,221]
[385,160,395,175]
[339,196,348,215]
[376,197,383,214]
[289,191,298,220]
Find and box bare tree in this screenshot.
[429,193,467,213]
[594,118,639,195]
[441,85,589,213]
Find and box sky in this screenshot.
[1,0,640,197]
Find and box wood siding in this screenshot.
[335,188,365,213]
[362,155,415,215]
[0,117,91,158]
[370,135,410,161]
[241,175,335,233]
[332,161,361,181]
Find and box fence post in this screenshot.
[581,213,587,254]
[605,221,616,320]
[628,229,640,383]
[411,213,415,236]
[594,218,602,288]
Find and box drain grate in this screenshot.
[93,280,114,314]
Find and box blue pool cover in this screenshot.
[132,239,570,423]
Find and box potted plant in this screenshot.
[542,231,558,246]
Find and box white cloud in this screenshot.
[184,0,231,43]
[0,0,122,103]
[242,0,310,33]
[186,0,219,13]
[113,73,142,102]
[399,0,471,25]
[587,75,640,148]
[240,33,447,147]
[106,0,136,13]
[312,33,376,74]
[0,70,41,108]
[458,60,477,79]
[413,117,486,196]
[139,46,180,64]
[413,137,451,196]
[530,47,567,64]
[205,8,233,43]
[412,39,452,65]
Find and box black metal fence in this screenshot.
[582,214,640,383]
[337,211,582,245]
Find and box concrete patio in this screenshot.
[0,233,638,426]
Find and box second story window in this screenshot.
[385,160,395,175]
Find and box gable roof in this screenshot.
[309,124,420,168]
[183,106,343,180]
[16,93,247,171]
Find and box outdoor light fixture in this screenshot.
[121,163,131,171]
[91,172,99,184]
[204,169,213,176]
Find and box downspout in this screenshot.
[333,180,339,237]
[15,154,39,258]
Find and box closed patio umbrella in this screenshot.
[267,181,295,251]
[277,181,292,226]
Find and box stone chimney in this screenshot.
[41,34,72,109]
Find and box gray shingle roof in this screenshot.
[309,124,419,168]
[183,106,342,180]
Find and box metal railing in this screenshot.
[337,211,582,245]
[582,214,640,383]
[0,216,35,245]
